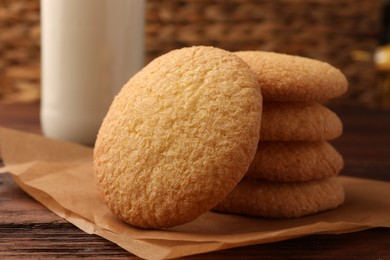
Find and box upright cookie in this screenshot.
[261,102,343,141]
[247,141,344,182]
[213,177,345,218]
[235,51,348,102]
[94,46,262,228]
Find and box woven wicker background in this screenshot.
[0,0,386,108]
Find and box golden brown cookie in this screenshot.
[94,46,262,228]
[261,102,343,141]
[247,141,344,182]
[213,177,345,218]
[235,51,348,102]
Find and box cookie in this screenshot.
[261,102,343,141]
[247,141,344,182]
[235,51,348,102]
[213,177,345,218]
[93,46,262,228]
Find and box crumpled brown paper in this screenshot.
[0,127,389,259]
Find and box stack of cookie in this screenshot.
[214,51,348,218]
[94,47,349,228]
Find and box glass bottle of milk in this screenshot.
[40,0,144,145]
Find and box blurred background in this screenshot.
[0,0,388,109]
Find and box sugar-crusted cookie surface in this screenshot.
[213,177,345,218]
[261,102,343,141]
[94,46,262,228]
[235,51,348,102]
[247,141,344,181]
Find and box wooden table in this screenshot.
[0,102,389,259]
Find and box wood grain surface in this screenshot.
[0,102,389,259]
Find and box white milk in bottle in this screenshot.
[41,0,144,145]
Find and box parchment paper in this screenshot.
[1,127,389,259]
